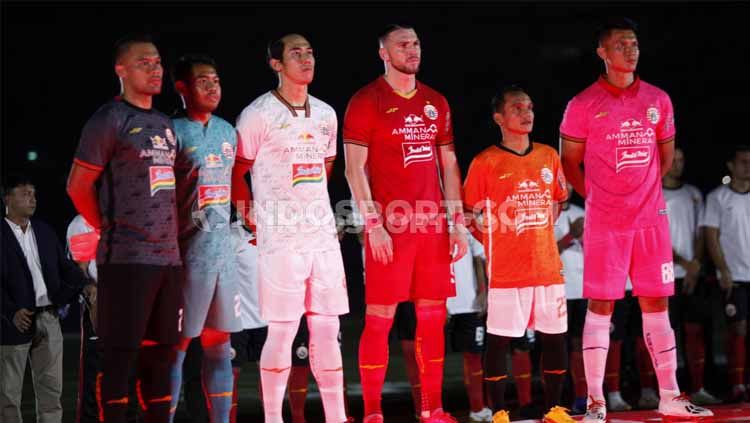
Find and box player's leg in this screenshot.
[288,317,310,423]
[395,302,421,414]
[566,299,587,413]
[510,336,534,418]
[360,234,414,421]
[604,298,631,412]
[229,329,249,423]
[449,313,490,422]
[726,284,748,402]
[168,336,192,422]
[581,300,614,422]
[77,295,101,423]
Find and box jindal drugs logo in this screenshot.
[402,141,433,167]
[292,163,324,186]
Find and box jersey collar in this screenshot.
[271,89,310,118]
[597,74,641,97]
[496,141,533,157]
[379,76,419,100]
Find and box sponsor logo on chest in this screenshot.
[292,163,324,186]
[605,117,655,173]
[392,112,438,141]
[402,142,433,167]
[197,184,230,209]
[504,178,553,234]
[149,166,176,196]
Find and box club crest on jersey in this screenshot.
[402,141,433,167]
[615,146,651,172]
[165,128,176,146]
[424,104,438,120]
[205,153,224,168]
[541,167,553,185]
[150,135,169,150]
[149,166,175,196]
[221,142,234,160]
[646,107,660,124]
[197,184,230,209]
[292,163,324,186]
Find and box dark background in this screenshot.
[3,1,749,315]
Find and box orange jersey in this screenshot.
[463,143,568,289]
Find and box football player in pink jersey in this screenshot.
[560,18,712,421]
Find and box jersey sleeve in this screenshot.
[463,155,487,213]
[435,95,454,146]
[656,92,676,143]
[74,108,118,171]
[343,90,375,147]
[235,106,265,163]
[552,151,569,202]
[559,97,588,143]
[700,190,721,229]
[325,109,338,162]
[66,215,92,243]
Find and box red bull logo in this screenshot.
[205,153,223,168]
[292,163,324,186]
[149,166,175,196]
[298,132,315,142]
[198,184,230,209]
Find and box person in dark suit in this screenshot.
[1,174,93,423]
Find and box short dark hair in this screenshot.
[597,17,638,46]
[172,54,218,84]
[378,24,415,45]
[1,174,34,197]
[491,85,528,114]
[730,144,750,161]
[266,33,309,65]
[113,33,155,65]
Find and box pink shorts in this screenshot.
[583,217,675,300]
[258,249,349,321]
[487,284,567,337]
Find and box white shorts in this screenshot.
[258,249,349,322]
[487,284,567,337]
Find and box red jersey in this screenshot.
[343,77,453,233]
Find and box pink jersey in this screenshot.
[560,76,675,230]
[236,91,340,254]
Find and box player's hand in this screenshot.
[83,284,97,304]
[719,268,734,301]
[69,229,101,262]
[368,225,393,265]
[569,217,584,239]
[13,308,34,332]
[449,225,469,263]
[682,259,701,295]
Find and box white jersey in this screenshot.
[66,215,97,281]
[701,184,750,282]
[236,91,339,255]
[447,234,486,315]
[233,228,266,329]
[555,204,585,300]
[664,184,703,278]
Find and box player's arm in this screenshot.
[438,144,469,261]
[657,140,675,178]
[66,162,104,230]
[560,139,586,198]
[705,226,731,280]
[231,158,254,228]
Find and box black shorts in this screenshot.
[724,282,750,324]
[448,312,486,353]
[567,299,588,339]
[97,264,183,349]
[291,316,343,366]
[394,302,417,341]
[509,333,532,352]
[231,327,268,364]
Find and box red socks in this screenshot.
[415,304,448,416]
[359,314,394,416]
[511,350,532,407]
[636,337,656,389]
[729,333,746,386]
[401,340,422,411]
[684,323,705,392]
[463,352,485,412]
[288,365,309,423]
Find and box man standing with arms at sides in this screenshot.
[344,24,468,423]
[67,34,183,423]
[463,87,573,423]
[168,54,241,423]
[232,33,349,423]
[702,145,750,402]
[559,18,712,421]
[663,147,722,405]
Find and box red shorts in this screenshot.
[364,231,454,305]
[583,216,675,300]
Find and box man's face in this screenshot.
[728,151,750,182]
[598,29,639,73]
[273,35,315,85]
[667,148,685,179]
[494,92,534,135]
[182,63,221,114]
[4,184,36,219]
[381,28,421,75]
[116,42,163,95]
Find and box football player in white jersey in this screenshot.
[703,145,750,402]
[232,34,349,423]
[662,147,721,405]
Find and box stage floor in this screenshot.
[512,403,750,422]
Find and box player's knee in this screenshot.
[306,314,340,340]
[638,296,668,313]
[366,304,397,318]
[200,329,230,347]
[588,300,615,315]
